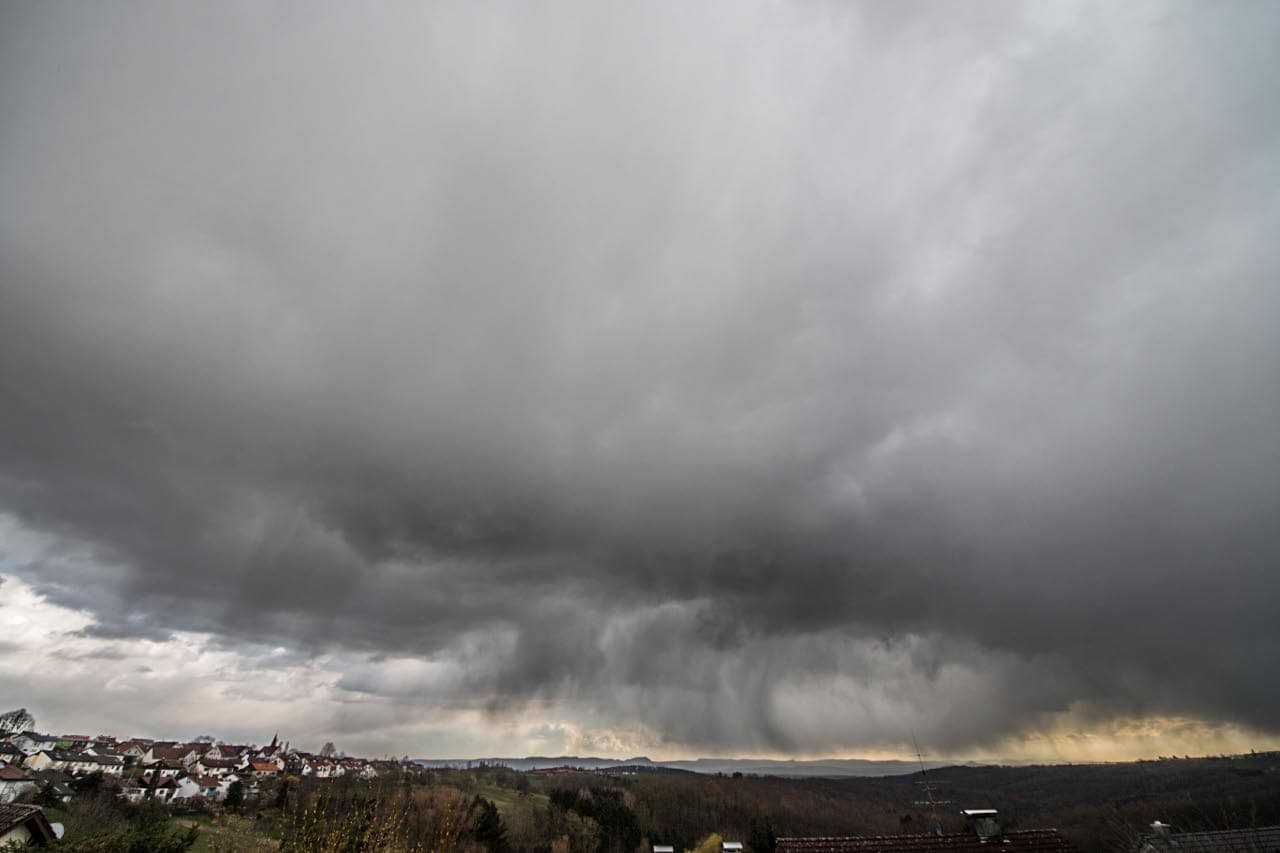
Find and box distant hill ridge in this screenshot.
[414,755,957,778]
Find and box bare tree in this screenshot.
[320,742,337,757]
[0,708,35,735]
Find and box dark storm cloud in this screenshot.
[1,0,1278,752]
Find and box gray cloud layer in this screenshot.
[2,1,1278,754]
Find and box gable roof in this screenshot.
[53,750,123,766]
[140,773,179,788]
[0,764,32,781]
[215,744,252,754]
[147,746,193,762]
[199,757,240,768]
[776,830,1075,853]
[0,803,57,844]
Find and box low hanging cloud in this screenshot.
[1,0,1278,757]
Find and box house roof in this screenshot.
[148,746,192,761]
[0,803,57,844]
[250,761,280,772]
[776,830,1075,853]
[141,774,178,788]
[1139,826,1280,853]
[199,757,239,768]
[52,750,123,766]
[0,764,32,781]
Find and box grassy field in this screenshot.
[476,783,549,815]
[40,806,72,830]
[166,814,278,852]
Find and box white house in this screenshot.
[149,760,186,779]
[0,765,37,804]
[173,775,224,801]
[30,771,73,805]
[22,750,123,777]
[58,752,125,777]
[210,773,243,801]
[8,733,58,756]
[204,744,252,762]
[120,774,181,804]
[304,759,336,778]
[142,745,199,768]
[195,757,240,777]
[0,804,58,847]
[118,779,149,803]
[116,742,147,762]
[248,760,281,779]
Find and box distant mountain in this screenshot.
[662,757,952,778]
[414,755,957,778]
[416,755,656,772]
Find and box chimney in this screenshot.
[962,809,1002,842]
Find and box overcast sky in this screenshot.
[1,0,1278,761]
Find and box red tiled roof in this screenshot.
[0,764,32,781]
[250,761,279,772]
[776,830,1075,853]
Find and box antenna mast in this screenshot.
[911,735,950,836]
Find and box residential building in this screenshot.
[0,804,58,847]
[0,765,37,803]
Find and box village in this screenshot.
[0,727,412,809]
